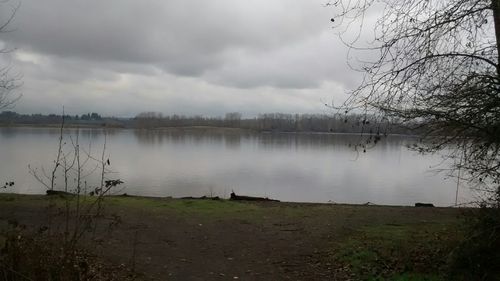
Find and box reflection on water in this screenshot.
[133,129,410,149]
[0,127,474,206]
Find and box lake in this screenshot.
[0,127,474,206]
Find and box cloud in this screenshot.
[205,31,361,89]
[6,0,331,77]
[0,0,364,116]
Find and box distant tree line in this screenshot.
[133,111,413,134]
[0,111,120,127]
[0,110,415,134]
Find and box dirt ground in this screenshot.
[0,194,462,280]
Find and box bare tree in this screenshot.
[330,0,500,194]
[0,0,21,109]
[225,112,242,127]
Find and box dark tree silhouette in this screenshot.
[330,0,500,194]
[0,0,20,109]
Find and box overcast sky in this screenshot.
[0,0,363,117]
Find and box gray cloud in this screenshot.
[6,1,331,77]
[205,31,361,89]
[1,0,364,116]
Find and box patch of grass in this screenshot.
[0,196,15,202]
[161,199,262,215]
[107,196,264,217]
[0,193,261,215]
[0,193,55,210]
[0,193,43,201]
[334,222,463,280]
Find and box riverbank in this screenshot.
[0,193,466,280]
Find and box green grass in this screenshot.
[0,193,263,215]
[0,193,43,201]
[333,222,463,280]
[107,196,262,216]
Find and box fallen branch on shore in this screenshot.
[230,192,280,202]
[180,196,220,200]
[46,190,75,196]
[415,202,434,207]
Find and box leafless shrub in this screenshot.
[1,117,130,280]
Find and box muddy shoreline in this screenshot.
[0,193,464,280]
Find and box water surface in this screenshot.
[0,127,474,206]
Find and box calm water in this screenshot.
[0,127,474,206]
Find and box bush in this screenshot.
[449,187,500,280]
[0,220,136,281]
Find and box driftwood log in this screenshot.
[180,196,220,200]
[46,190,74,196]
[230,192,279,202]
[415,203,434,207]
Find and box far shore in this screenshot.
[0,123,421,137]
